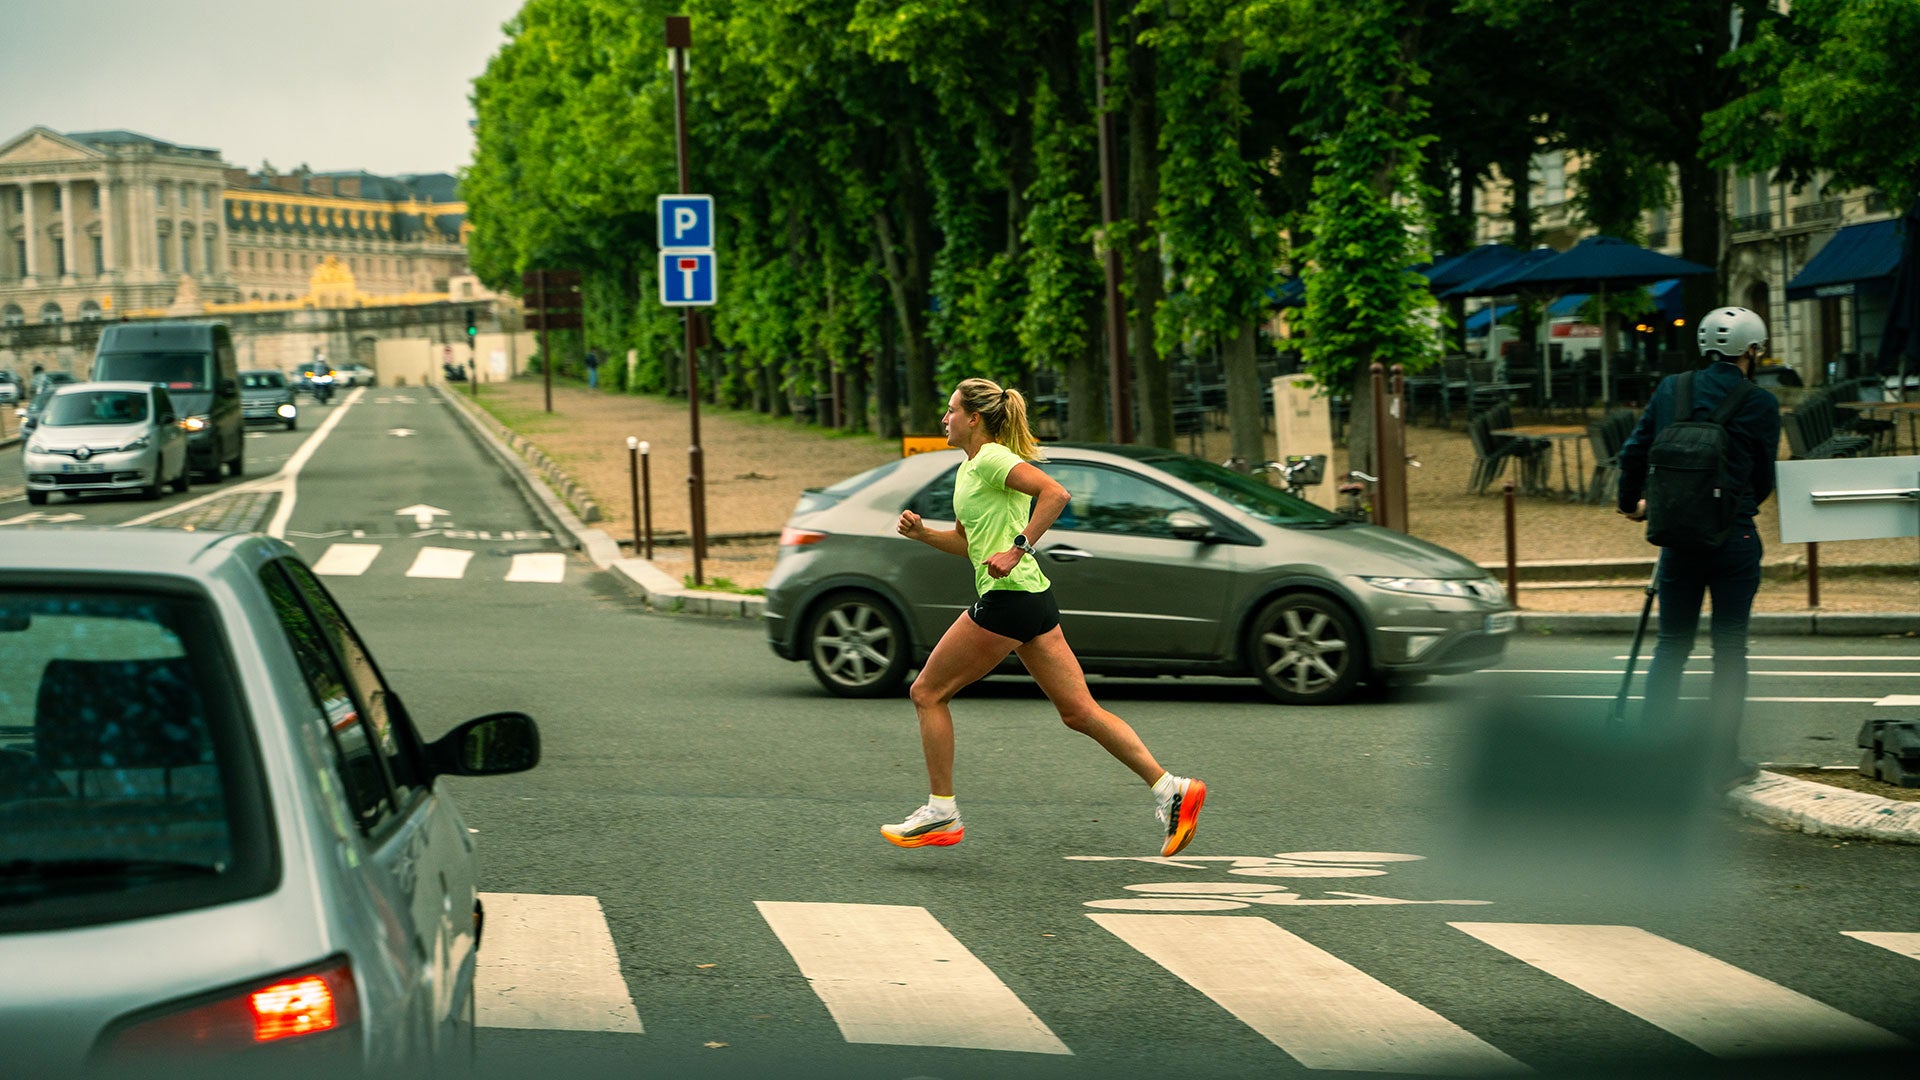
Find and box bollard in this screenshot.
[688,445,704,585]
[639,440,653,560]
[1807,541,1820,609]
[627,437,641,557]
[1503,480,1518,604]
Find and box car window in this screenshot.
[281,562,425,809]
[0,587,275,931]
[92,352,211,391]
[1146,455,1344,526]
[906,464,959,521]
[1038,462,1198,538]
[261,562,396,832]
[43,390,150,426]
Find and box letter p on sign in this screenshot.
[657,195,713,250]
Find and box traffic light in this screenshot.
[465,308,477,338]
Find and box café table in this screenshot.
[1840,401,1920,456]
[1494,423,1590,500]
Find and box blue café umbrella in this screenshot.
[1501,236,1713,406]
[1423,243,1525,295]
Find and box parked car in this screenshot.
[764,444,1515,706]
[334,363,376,387]
[28,370,76,400]
[0,529,540,1075]
[0,369,20,405]
[21,382,191,505]
[239,369,298,430]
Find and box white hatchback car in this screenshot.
[22,381,191,505]
[0,529,540,1075]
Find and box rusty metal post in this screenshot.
[1369,362,1388,526]
[667,15,707,584]
[688,444,703,584]
[1504,480,1519,604]
[640,440,653,560]
[1807,541,1820,608]
[627,437,642,556]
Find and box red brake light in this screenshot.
[779,527,827,547]
[104,960,358,1057]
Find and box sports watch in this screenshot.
[1012,533,1036,555]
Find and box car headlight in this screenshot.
[121,435,151,452]
[313,374,333,384]
[277,403,297,418]
[181,415,209,432]
[1362,576,1494,601]
[27,440,46,454]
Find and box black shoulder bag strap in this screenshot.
[1672,371,1694,421]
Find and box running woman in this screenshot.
[883,377,1206,856]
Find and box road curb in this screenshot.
[1730,770,1920,844]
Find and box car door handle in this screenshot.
[1041,545,1092,562]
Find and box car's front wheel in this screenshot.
[26,488,48,506]
[804,590,910,698]
[1246,592,1366,705]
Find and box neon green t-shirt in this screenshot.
[953,441,1051,596]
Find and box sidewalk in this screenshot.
[439,380,1920,844]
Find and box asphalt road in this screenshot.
[4,390,1916,1079]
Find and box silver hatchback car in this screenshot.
[22,382,191,505]
[765,445,1514,706]
[0,529,539,1075]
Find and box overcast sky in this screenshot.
[1,0,527,178]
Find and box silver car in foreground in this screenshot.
[0,530,539,1075]
[765,445,1514,706]
[22,381,191,505]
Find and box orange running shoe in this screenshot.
[1155,777,1206,857]
[882,803,964,848]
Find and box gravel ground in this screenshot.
[470,377,1920,615]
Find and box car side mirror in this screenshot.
[426,711,540,777]
[1166,510,1216,542]
[160,413,176,425]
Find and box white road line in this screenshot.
[406,546,473,579]
[1092,914,1526,1075]
[505,552,566,583]
[1492,670,1920,678]
[755,901,1069,1055]
[311,543,381,577]
[1842,931,1920,962]
[474,893,642,1034]
[1521,695,1883,704]
[1875,695,1920,707]
[1452,923,1906,1058]
[1615,655,1920,663]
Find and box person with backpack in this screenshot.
[1616,306,1781,787]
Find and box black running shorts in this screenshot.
[966,588,1060,644]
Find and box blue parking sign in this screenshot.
[657,195,713,250]
[660,250,717,306]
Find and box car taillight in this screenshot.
[779,527,827,547]
[102,959,358,1058]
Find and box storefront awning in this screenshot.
[1545,278,1683,321]
[1786,218,1903,302]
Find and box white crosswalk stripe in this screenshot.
[475,893,642,1034]
[755,901,1070,1055]
[476,896,1910,1066]
[1452,922,1908,1058]
[306,541,566,583]
[1093,913,1526,1074]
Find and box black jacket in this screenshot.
[1617,360,1781,526]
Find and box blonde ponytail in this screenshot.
[955,377,1046,461]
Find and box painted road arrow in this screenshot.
[0,511,87,526]
[395,504,450,529]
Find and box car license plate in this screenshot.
[1485,611,1517,634]
[61,462,104,474]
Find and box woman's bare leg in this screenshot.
[907,614,1018,796]
[1015,627,1165,784]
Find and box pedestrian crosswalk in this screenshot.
[308,541,567,584]
[476,893,1914,1068]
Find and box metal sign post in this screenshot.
[665,15,709,585]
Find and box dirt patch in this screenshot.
[468,377,1920,614]
[1769,767,1920,802]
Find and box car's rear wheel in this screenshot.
[804,590,910,698]
[26,489,48,505]
[1246,592,1366,706]
[171,453,191,493]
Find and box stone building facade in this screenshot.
[0,126,468,330]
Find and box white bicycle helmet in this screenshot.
[1697,305,1767,358]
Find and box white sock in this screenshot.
[929,795,957,816]
[1151,773,1178,800]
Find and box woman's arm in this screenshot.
[897,509,970,558]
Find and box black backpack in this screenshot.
[1644,371,1756,550]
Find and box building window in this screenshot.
[156,183,166,207]
[2,304,23,326]
[52,186,62,211]
[10,188,21,213]
[205,235,215,271]
[157,229,168,272]
[39,301,63,325]
[90,185,101,209]
[283,252,291,269]
[13,240,24,276]
[53,238,66,276]
[78,300,102,321]
[92,235,103,273]
[201,185,212,209]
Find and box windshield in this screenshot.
[1147,455,1345,527]
[240,371,284,390]
[0,588,271,930]
[43,390,150,427]
[93,351,212,391]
